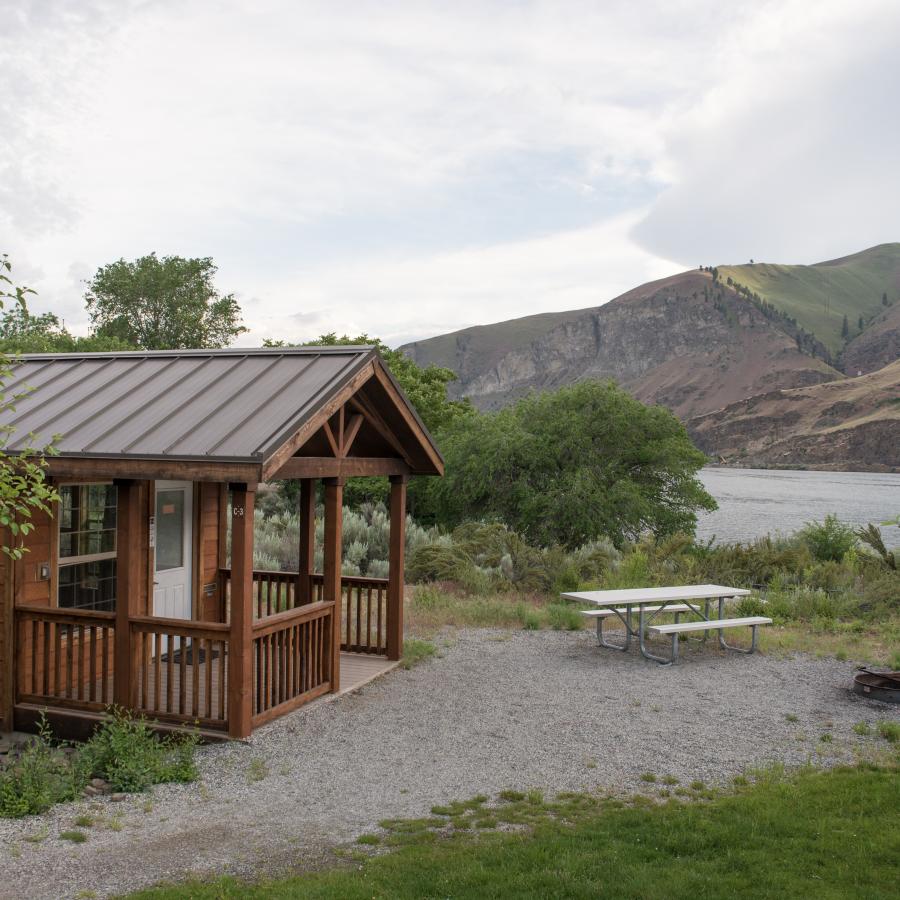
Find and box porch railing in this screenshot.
[130,616,230,729]
[219,569,389,656]
[15,606,115,712]
[251,600,333,726]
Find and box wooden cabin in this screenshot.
[0,346,443,739]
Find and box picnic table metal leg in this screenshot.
[638,604,676,665]
[716,596,757,653]
[596,607,633,651]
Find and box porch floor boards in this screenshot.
[336,653,399,696]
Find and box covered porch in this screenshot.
[1,347,442,739]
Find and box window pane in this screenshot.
[59,484,117,559]
[58,559,117,612]
[156,489,184,571]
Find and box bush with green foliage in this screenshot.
[80,708,199,792]
[800,514,858,562]
[0,718,87,818]
[0,710,199,819]
[412,380,716,548]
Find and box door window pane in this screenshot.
[156,489,184,571]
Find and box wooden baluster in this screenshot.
[153,634,161,711]
[192,636,201,717]
[140,632,148,709]
[54,624,61,698]
[218,640,226,721]
[89,626,98,703]
[254,636,262,715]
[29,619,37,695]
[166,634,174,713]
[65,628,74,699]
[101,626,110,704]
[366,587,372,652]
[77,624,86,701]
[42,622,50,697]
[205,639,214,719]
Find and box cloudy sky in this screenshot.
[2,0,898,347]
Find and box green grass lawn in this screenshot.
[130,762,899,899]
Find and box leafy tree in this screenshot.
[841,314,849,338]
[883,292,889,306]
[0,306,130,354]
[858,315,865,332]
[413,380,716,549]
[0,255,59,558]
[85,253,247,349]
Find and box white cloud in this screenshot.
[1,0,897,344]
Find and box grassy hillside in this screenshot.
[719,243,900,358]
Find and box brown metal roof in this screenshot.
[0,347,440,473]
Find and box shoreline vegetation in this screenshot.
[252,498,900,670]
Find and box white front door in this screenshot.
[153,481,193,620]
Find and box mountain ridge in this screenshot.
[401,244,900,470]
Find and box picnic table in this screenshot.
[560,584,770,665]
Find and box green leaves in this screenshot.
[84,253,247,350]
[418,380,716,549]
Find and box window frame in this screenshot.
[55,481,118,611]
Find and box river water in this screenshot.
[695,467,900,549]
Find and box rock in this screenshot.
[83,785,100,797]
[110,792,127,802]
[90,777,107,789]
[0,740,11,754]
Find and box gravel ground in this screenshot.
[0,629,897,899]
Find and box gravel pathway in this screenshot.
[1,629,897,899]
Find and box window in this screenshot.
[57,483,117,612]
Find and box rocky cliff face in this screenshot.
[687,360,900,471]
[404,270,840,419]
[843,302,900,375]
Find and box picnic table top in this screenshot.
[560,584,752,607]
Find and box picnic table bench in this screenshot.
[560,584,771,665]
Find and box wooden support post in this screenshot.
[387,475,408,661]
[228,482,256,739]
[323,478,343,692]
[114,479,142,710]
[297,479,315,605]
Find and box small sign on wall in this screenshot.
[149,515,156,548]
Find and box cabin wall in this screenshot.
[197,482,224,621]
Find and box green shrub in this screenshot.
[0,718,87,818]
[800,515,857,563]
[877,721,900,743]
[80,709,199,793]
[401,639,437,670]
[546,603,583,631]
